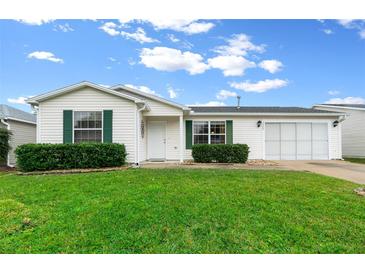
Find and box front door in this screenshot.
[148,121,166,160]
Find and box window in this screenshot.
[74,111,102,143]
[210,121,225,144]
[193,121,226,144]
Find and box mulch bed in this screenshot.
[17,166,130,176]
[0,165,16,172]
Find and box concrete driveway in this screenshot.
[276,160,365,184]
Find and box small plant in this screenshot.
[192,144,249,163]
[15,143,127,172]
[0,128,12,165]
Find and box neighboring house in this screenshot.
[0,104,37,166]
[27,81,345,164]
[314,104,365,158]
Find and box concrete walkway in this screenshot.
[275,160,365,185]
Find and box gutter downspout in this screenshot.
[0,119,13,167]
[135,103,147,166]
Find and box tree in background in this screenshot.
[0,128,12,165]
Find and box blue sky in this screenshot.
[0,19,364,112]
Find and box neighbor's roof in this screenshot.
[189,106,343,115]
[316,104,365,109]
[0,104,36,124]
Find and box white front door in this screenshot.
[148,121,166,160]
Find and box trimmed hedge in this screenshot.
[192,144,249,163]
[15,143,127,172]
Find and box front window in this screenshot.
[74,111,102,143]
[193,121,226,144]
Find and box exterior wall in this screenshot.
[116,89,183,116]
[315,106,365,157]
[183,115,341,160]
[145,116,180,160]
[8,120,36,165]
[38,87,137,162]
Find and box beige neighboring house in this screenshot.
[27,81,346,164]
[0,104,37,166]
[314,104,365,158]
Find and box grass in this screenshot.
[344,157,365,164]
[0,169,364,254]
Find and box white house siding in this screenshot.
[314,106,365,157]
[116,89,183,116]
[146,116,180,160]
[8,120,36,165]
[38,87,137,162]
[183,116,341,160]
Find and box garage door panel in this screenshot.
[281,140,296,160]
[265,141,280,159]
[297,123,311,140]
[265,122,329,160]
[281,123,296,140]
[265,123,280,140]
[297,140,312,159]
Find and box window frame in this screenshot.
[192,120,226,145]
[72,110,103,143]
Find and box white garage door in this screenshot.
[265,123,328,160]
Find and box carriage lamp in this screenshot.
[333,120,339,127]
[257,120,262,127]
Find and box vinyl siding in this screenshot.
[183,115,341,160]
[38,87,137,162]
[8,120,36,165]
[314,106,365,157]
[116,89,183,116]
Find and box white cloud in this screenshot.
[213,34,265,56]
[7,96,33,105]
[27,51,64,63]
[258,59,283,74]
[230,79,288,93]
[99,22,120,36]
[120,27,159,44]
[139,47,209,75]
[208,55,255,76]
[216,90,237,100]
[191,101,226,106]
[359,29,365,39]
[167,86,178,99]
[54,23,74,32]
[125,84,162,97]
[322,29,334,35]
[16,19,53,26]
[328,90,340,96]
[108,57,117,62]
[325,97,365,104]
[337,20,365,39]
[106,66,112,70]
[146,19,215,34]
[167,34,180,43]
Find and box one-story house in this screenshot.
[27,81,346,164]
[314,104,365,158]
[0,104,37,166]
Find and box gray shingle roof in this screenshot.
[189,106,340,114]
[320,104,365,109]
[0,104,36,123]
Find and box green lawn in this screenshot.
[0,169,364,254]
[344,158,365,164]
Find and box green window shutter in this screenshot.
[185,120,192,149]
[103,110,113,143]
[226,120,233,144]
[63,110,73,144]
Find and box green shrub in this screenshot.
[0,128,12,165]
[192,144,249,163]
[15,143,127,172]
